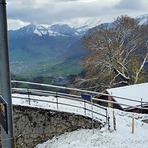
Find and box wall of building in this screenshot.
[0,105,101,148]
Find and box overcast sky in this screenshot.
[7,0,148,30]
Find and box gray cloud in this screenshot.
[7,0,148,29]
[115,0,146,10]
[7,0,107,24]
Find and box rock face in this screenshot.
[9,105,101,148]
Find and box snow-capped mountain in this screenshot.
[136,14,148,25]
[15,14,148,37]
[15,17,101,37]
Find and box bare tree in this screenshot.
[80,15,148,91]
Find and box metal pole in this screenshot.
[27,88,30,105]
[141,98,143,114]
[0,0,14,147]
[91,96,94,134]
[56,92,59,109]
[84,100,86,116]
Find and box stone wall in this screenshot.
[0,105,101,148]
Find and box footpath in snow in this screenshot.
[35,108,148,148]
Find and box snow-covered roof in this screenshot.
[107,83,148,109]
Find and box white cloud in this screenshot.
[6,0,148,30]
[8,19,29,30]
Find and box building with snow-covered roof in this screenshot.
[106,83,148,113]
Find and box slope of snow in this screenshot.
[15,17,102,37]
[36,108,148,148]
[138,18,148,25]
[136,14,148,25]
[63,17,101,29]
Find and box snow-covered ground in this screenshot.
[12,93,148,148]
[12,93,107,124]
[36,109,148,148]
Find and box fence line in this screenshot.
[11,80,148,104]
[11,80,148,132]
[11,80,148,121]
[12,88,148,111]
[12,88,108,124]
[11,81,148,110]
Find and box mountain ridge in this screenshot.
[9,14,147,37]
[11,17,101,37]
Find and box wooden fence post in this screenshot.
[132,117,134,134]
[108,95,113,108]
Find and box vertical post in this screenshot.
[0,0,14,147]
[108,95,113,108]
[84,100,86,116]
[106,109,108,124]
[113,111,116,130]
[108,115,110,130]
[91,96,94,134]
[55,92,58,109]
[27,88,30,105]
[141,98,143,114]
[14,136,16,148]
[132,117,134,134]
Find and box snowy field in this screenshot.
[12,93,107,124]
[36,109,148,148]
[12,94,148,148]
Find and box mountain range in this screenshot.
[9,17,102,79]
[8,14,148,80]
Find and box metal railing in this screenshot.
[11,80,108,125]
[11,80,148,111]
[11,80,148,127]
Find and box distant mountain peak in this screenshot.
[136,14,148,19]
[53,17,101,29]
[135,14,148,25]
[11,16,102,37]
[13,14,148,37]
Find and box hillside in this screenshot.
[9,25,83,77]
[8,18,100,79]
